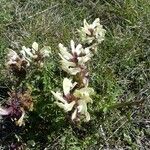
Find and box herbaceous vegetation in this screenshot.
[0,0,149,149]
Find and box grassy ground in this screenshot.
[0,0,150,149]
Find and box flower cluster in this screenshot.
[0,91,33,126]
[59,40,92,86]
[51,78,94,122]
[52,18,106,123]
[6,42,51,74]
[78,18,106,51]
[20,42,51,67]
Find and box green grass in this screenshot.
[0,0,150,149]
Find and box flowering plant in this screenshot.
[0,42,51,126]
[52,18,106,123]
[1,18,106,126]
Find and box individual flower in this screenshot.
[0,91,33,126]
[74,87,94,103]
[51,78,77,112]
[20,46,37,62]
[78,100,91,122]
[78,18,106,45]
[71,100,90,122]
[71,87,94,122]
[59,40,92,75]
[60,58,80,75]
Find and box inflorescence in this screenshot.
[51,18,106,123]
